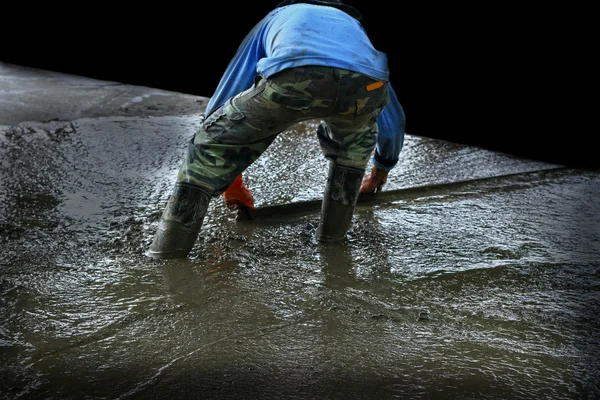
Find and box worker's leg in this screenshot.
[316,121,378,171]
[316,69,390,242]
[146,182,212,259]
[148,79,286,259]
[177,101,281,196]
[316,121,378,243]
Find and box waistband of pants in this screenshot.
[271,65,383,85]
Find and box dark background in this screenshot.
[2,2,588,167]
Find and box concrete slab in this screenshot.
[1,62,598,400]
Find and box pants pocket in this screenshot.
[202,98,245,139]
[259,80,315,112]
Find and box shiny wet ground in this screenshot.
[1,65,599,399]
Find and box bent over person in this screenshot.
[148,0,406,259]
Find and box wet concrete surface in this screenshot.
[1,62,600,399]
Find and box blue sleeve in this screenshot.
[205,21,268,116]
[373,83,406,171]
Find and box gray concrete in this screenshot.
[0,62,207,126]
[1,61,599,400]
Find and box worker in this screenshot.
[147,0,406,259]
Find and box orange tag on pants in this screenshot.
[366,81,384,91]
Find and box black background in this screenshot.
[2,2,589,167]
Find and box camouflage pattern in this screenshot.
[177,66,390,195]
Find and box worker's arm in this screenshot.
[204,20,268,117]
[360,83,406,193]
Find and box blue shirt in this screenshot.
[206,3,405,171]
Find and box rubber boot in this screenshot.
[316,163,364,243]
[147,183,211,259]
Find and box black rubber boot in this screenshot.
[316,163,364,243]
[147,183,211,259]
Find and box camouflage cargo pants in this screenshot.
[177,66,390,195]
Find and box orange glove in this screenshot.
[359,165,388,194]
[223,174,255,220]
